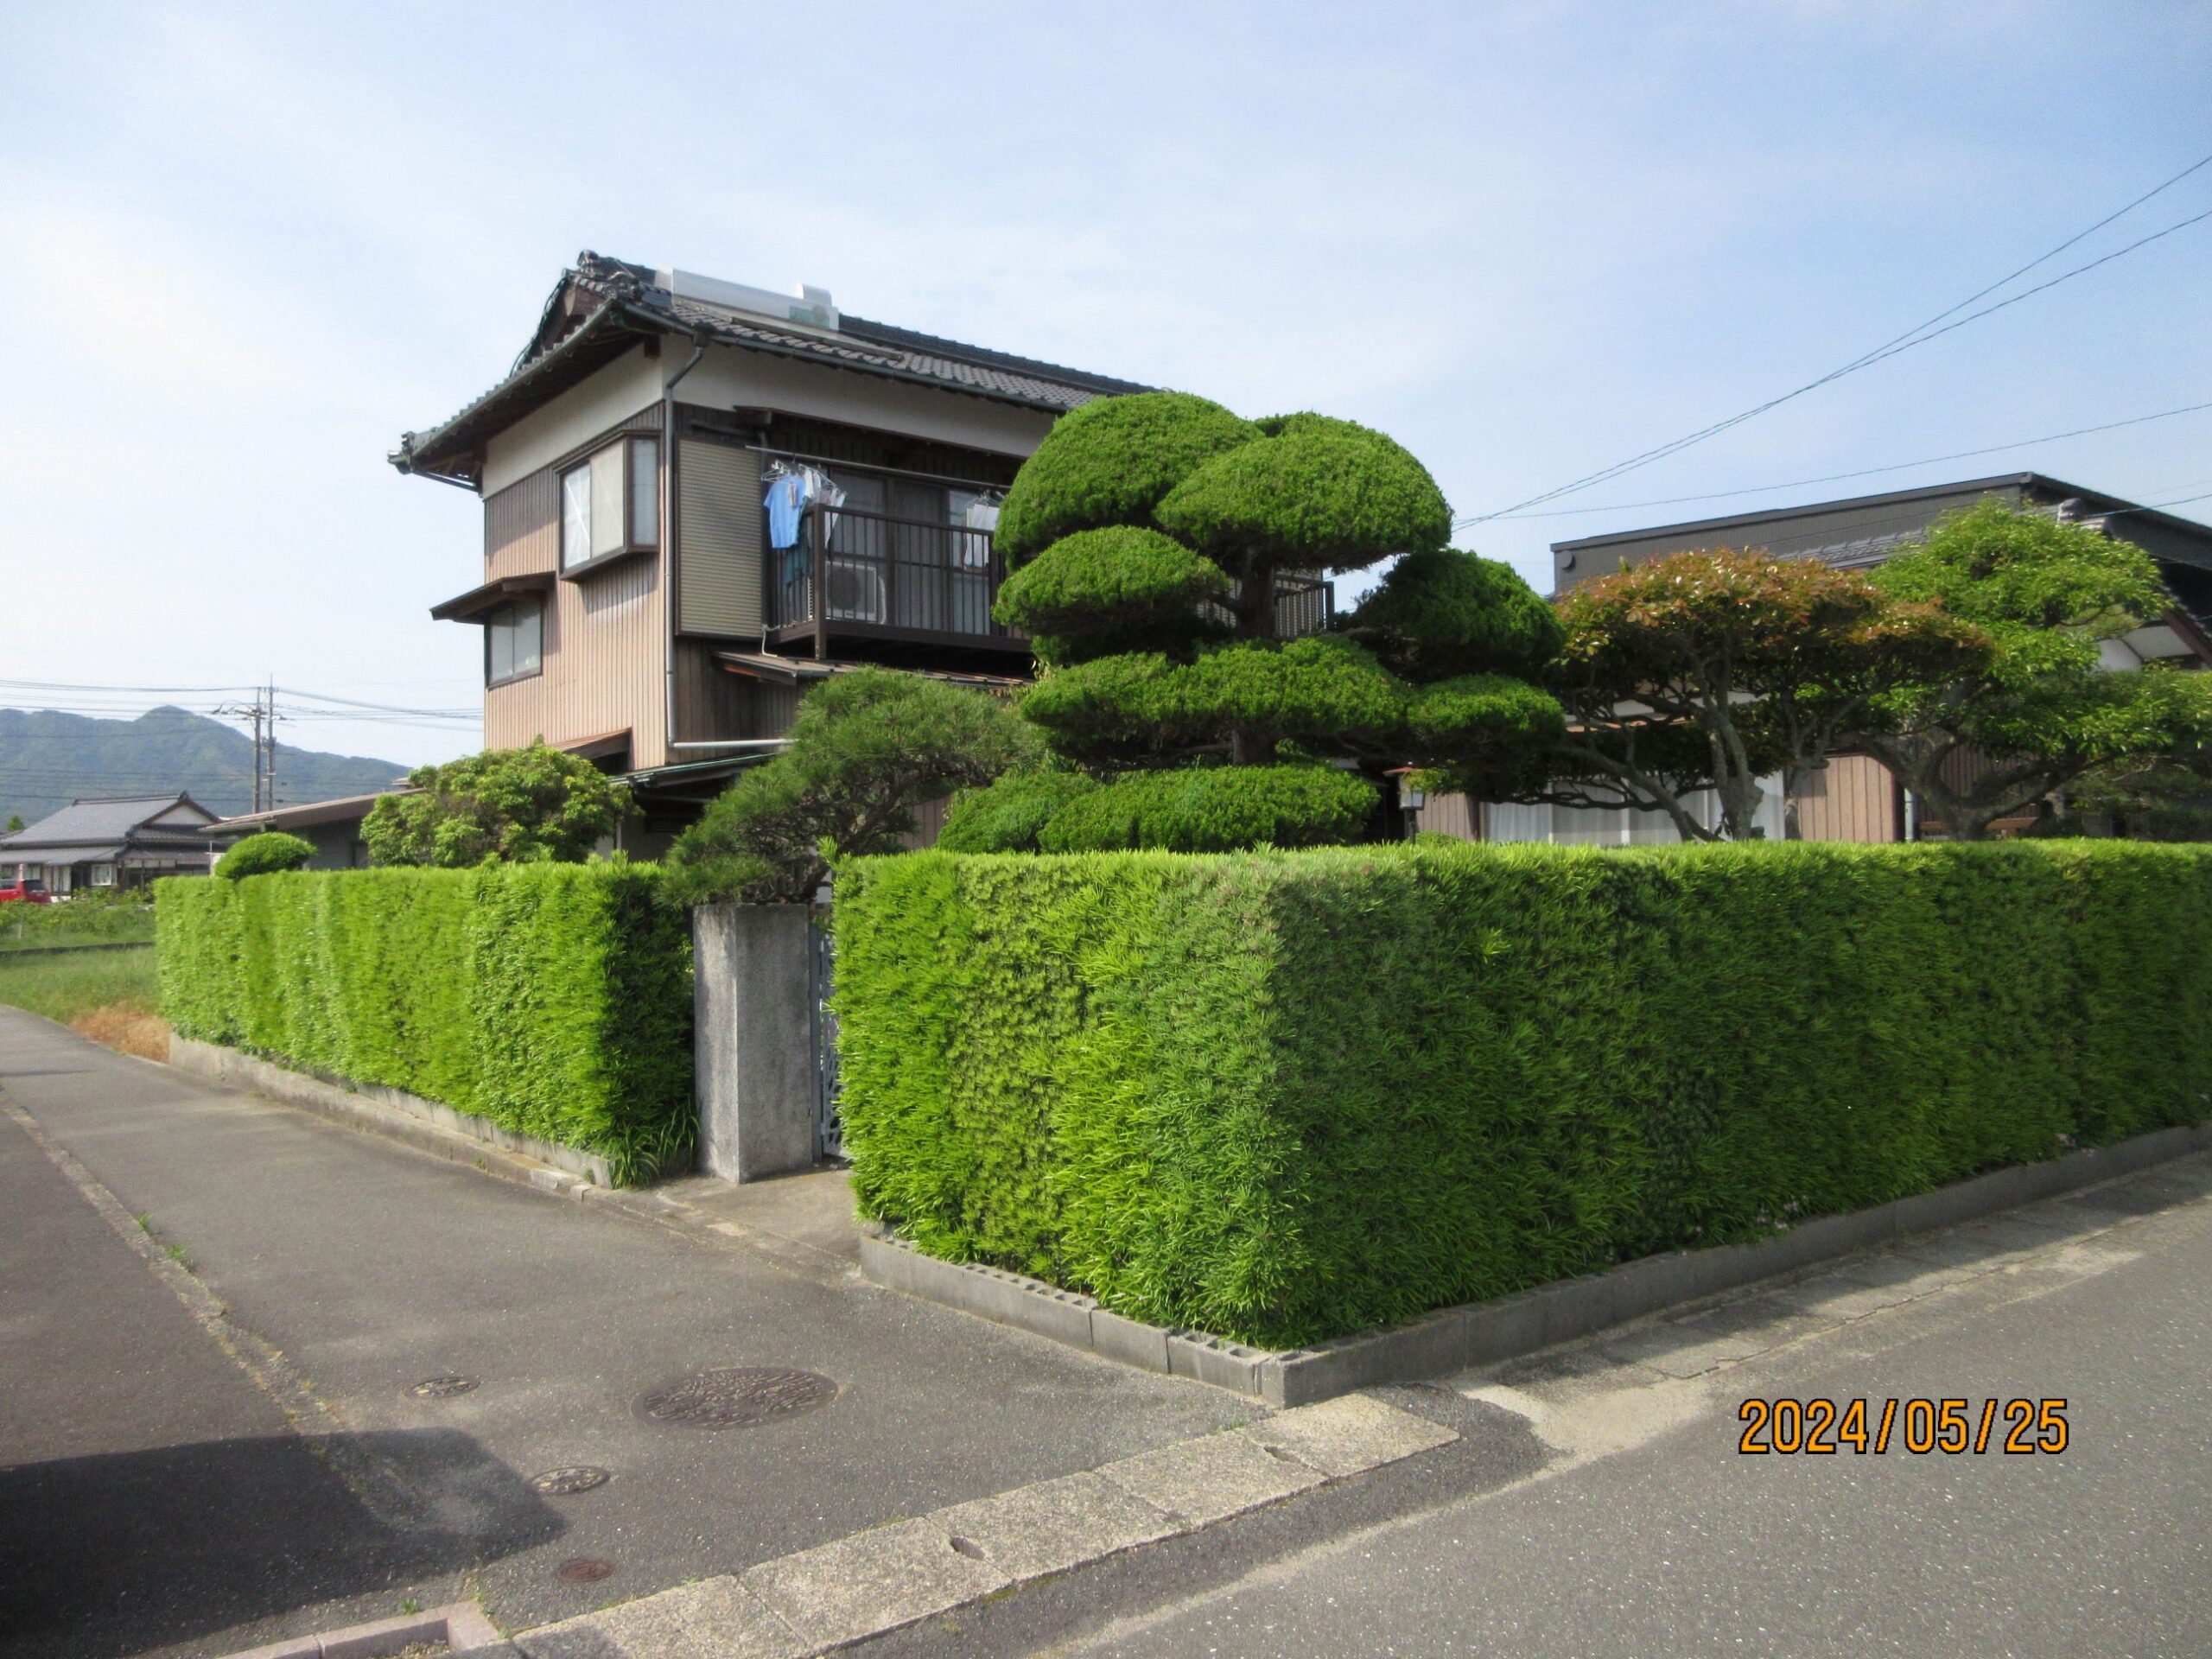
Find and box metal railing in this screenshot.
[766,505,1335,644]
[771,506,1014,639]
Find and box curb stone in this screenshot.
[512,1392,1457,1657]
[861,1118,2212,1405]
[215,1600,509,1658]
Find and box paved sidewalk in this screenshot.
[0,1009,1254,1654]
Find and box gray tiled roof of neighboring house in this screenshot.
[393,254,1150,482]
[1,794,212,853]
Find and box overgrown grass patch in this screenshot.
[834,841,2212,1348]
[0,944,167,1058]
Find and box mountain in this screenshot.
[0,707,411,828]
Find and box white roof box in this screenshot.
[655,270,837,332]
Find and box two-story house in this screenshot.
[391,253,1156,847]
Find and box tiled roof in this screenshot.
[1,793,212,852]
[393,255,1149,483]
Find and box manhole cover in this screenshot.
[558,1557,615,1583]
[409,1374,478,1399]
[633,1367,837,1430]
[531,1465,611,1496]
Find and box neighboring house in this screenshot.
[0,794,219,892]
[396,254,1313,850]
[201,789,413,870]
[1418,474,2212,845]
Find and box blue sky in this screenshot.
[3,2,2209,768]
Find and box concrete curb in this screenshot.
[863,1119,2212,1406]
[168,1036,613,1190]
[512,1394,1457,1657]
[217,1599,510,1657]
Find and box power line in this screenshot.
[1460,149,2212,526]
[1493,398,2212,521]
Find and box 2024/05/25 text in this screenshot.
[1738,1397,2069,1455]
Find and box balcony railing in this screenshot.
[766,504,1335,649]
[771,505,1015,642]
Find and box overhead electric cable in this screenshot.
[1492,399,2212,520]
[1459,149,2212,526]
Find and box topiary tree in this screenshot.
[1862,501,2212,840]
[973,391,1566,846]
[214,830,316,879]
[666,667,1041,903]
[364,741,631,868]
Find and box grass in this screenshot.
[0,944,168,1059]
[0,899,157,952]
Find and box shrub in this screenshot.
[215,831,315,880]
[936,771,1101,854]
[156,863,691,1183]
[833,841,2212,1346]
[1035,765,1376,853]
[666,668,1040,903]
[363,742,630,868]
[995,392,1259,563]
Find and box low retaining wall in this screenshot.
[863,1118,2212,1406]
[169,1035,613,1186]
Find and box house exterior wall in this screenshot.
[1790,753,1897,842]
[680,343,1056,459]
[482,408,671,766]
[481,344,666,496]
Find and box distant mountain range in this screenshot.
[0,707,411,828]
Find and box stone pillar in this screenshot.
[693,903,819,1181]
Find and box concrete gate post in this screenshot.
[692,902,818,1181]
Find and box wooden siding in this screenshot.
[1789,753,1897,842]
[678,440,764,637]
[899,795,951,849]
[480,412,670,767]
[1413,791,1480,841]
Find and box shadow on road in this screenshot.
[0,1427,563,1659]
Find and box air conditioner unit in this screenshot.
[825,559,887,624]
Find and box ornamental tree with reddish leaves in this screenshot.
[1518,548,1989,842]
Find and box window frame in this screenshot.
[558,435,660,579]
[484,595,545,689]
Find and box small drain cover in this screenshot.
[558,1557,615,1583]
[409,1374,478,1399]
[634,1367,837,1430]
[531,1465,611,1496]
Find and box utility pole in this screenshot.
[213,680,281,813]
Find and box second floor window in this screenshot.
[486,597,543,686]
[561,436,659,572]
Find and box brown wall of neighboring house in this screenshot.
[1789,753,1898,842]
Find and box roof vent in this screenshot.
[655,270,838,332]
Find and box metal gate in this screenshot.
[808,908,842,1159]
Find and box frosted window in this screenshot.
[561,464,593,569]
[589,446,625,559]
[629,438,659,547]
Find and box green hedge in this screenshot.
[156,864,692,1183]
[833,841,2212,1346]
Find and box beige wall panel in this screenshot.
[679,441,764,636]
[683,345,1056,456]
[485,555,667,768]
[485,469,559,578]
[1791,753,1897,842]
[482,346,665,495]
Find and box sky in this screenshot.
[3,2,2209,769]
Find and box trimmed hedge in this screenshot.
[156,864,692,1183]
[1035,765,1376,853]
[834,842,2212,1347]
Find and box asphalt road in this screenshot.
[0,1009,1252,1658]
[1040,1160,2212,1658]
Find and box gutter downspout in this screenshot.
[661,332,711,770]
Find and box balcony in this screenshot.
[767,505,1020,660]
[764,503,1333,664]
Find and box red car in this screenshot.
[0,877,52,904]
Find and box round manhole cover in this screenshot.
[409,1374,478,1399]
[634,1367,837,1430]
[558,1557,616,1583]
[531,1465,612,1496]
